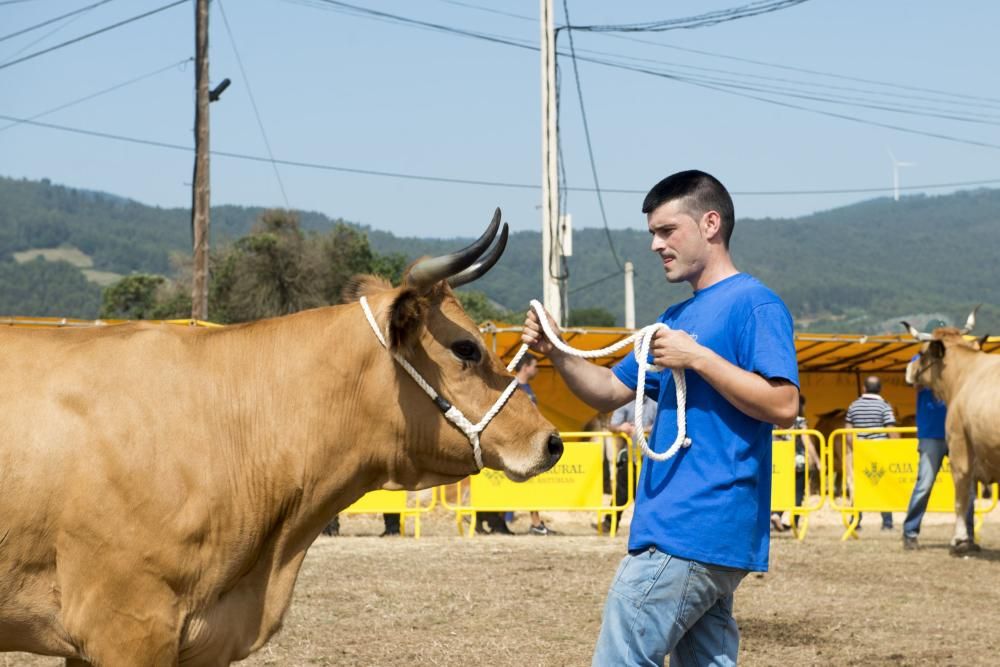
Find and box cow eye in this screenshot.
[450,340,482,363]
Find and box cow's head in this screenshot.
[902,307,988,393]
[343,209,562,488]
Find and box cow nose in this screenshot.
[547,433,564,461]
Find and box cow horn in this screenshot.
[901,321,932,341]
[960,305,980,334]
[405,208,501,289]
[448,223,508,288]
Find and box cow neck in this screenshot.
[359,295,520,471]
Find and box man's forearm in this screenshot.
[550,348,635,412]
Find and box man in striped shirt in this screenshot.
[845,376,898,530]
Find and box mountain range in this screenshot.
[1,175,997,333]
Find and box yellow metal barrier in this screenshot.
[340,488,437,538]
[771,428,826,540]
[828,427,997,540]
[440,431,632,537]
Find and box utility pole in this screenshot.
[190,0,210,321]
[540,0,563,325]
[624,261,635,329]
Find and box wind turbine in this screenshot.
[888,149,916,202]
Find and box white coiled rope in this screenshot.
[508,300,691,463]
[361,296,691,470]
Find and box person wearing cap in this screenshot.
[902,319,975,549]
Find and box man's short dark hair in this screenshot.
[514,354,537,373]
[864,376,882,394]
[641,170,735,247]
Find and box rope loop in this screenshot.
[516,300,691,462]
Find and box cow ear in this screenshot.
[928,340,945,359]
[388,288,428,350]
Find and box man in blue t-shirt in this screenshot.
[902,343,975,550]
[522,170,799,666]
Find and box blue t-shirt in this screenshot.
[912,355,946,439]
[612,273,798,571]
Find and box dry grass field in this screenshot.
[6,509,1000,666]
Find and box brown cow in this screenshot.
[903,312,996,555]
[0,211,562,665]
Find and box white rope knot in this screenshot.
[516,300,691,462]
[361,296,519,470]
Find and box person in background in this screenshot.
[770,394,819,532]
[475,354,542,535]
[845,376,898,530]
[514,355,556,536]
[902,320,975,549]
[602,395,658,533]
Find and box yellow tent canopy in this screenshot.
[479,322,1000,432]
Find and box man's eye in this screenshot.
[450,340,482,363]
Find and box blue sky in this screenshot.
[2,0,999,239]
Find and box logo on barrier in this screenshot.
[863,462,886,486]
[480,469,506,487]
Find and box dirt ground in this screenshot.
[7,507,1000,666]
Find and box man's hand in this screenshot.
[611,421,635,436]
[649,328,707,370]
[522,306,561,356]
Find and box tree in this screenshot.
[100,274,166,319]
[455,290,512,323]
[99,209,411,324]
[568,307,617,327]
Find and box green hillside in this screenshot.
[0,175,997,332]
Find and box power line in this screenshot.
[285,1,1000,150]
[0,57,191,133]
[601,33,1000,106]
[430,0,1000,110]
[5,114,1000,197]
[567,0,811,33]
[568,269,624,296]
[216,0,290,208]
[1,0,98,62]
[0,0,115,44]
[560,0,621,271]
[0,0,186,72]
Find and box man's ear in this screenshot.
[701,210,722,241]
[388,288,428,350]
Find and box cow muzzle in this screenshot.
[502,431,563,482]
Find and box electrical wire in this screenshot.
[4,113,1000,197]
[217,0,290,208]
[0,0,115,43]
[567,0,811,33]
[560,0,622,271]
[0,0,186,72]
[0,57,191,133]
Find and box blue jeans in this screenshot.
[592,547,747,666]
[903,438,975,538]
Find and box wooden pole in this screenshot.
[191,0,211,320]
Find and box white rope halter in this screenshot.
[360,296,521,470]
[360,296,691,470]
[508,300,691,462]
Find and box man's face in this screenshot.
[647,199,709,284]
[524,360,539,381]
